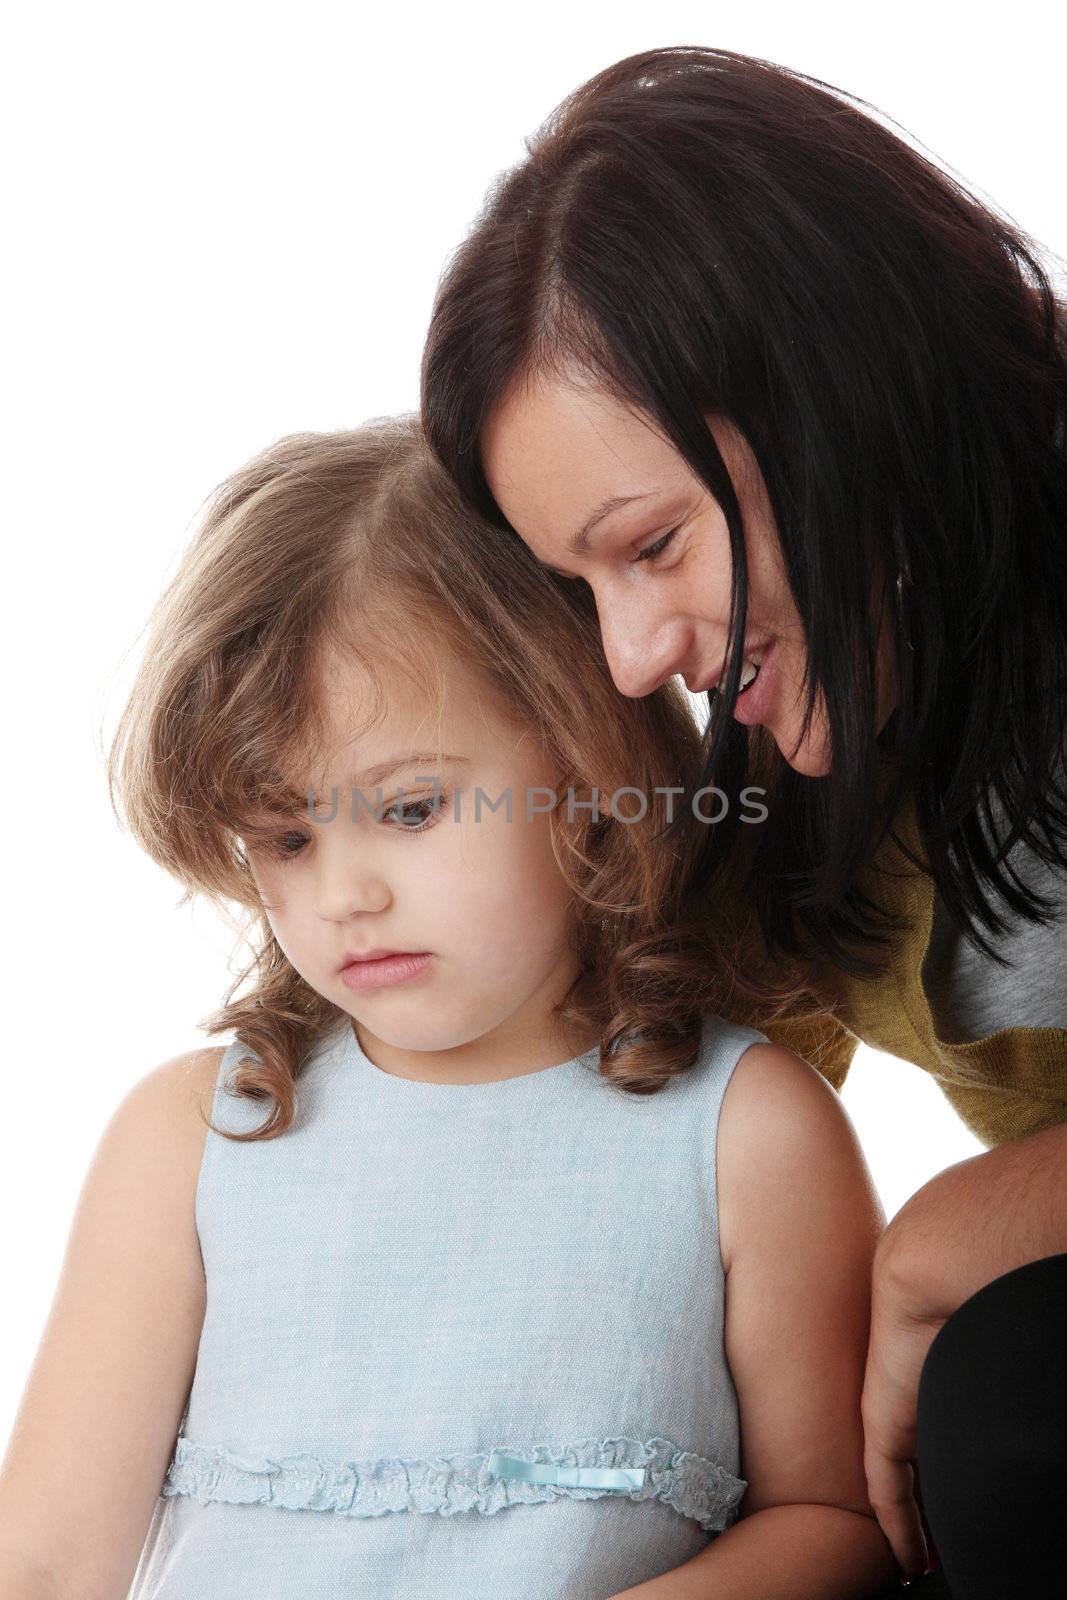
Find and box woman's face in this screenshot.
[481,370,898,778]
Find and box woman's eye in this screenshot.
[631,526,680,565]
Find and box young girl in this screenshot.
[0,418,901,1599]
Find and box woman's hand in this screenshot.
[861,1243,946,1580]
[861,1120,1067,1578]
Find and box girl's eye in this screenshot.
[631,526,681,566]
[380,791,449,835]
[266,791,449,861]
[271,831,310,861]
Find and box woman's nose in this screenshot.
[598,600,693,698]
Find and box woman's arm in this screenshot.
[610,1043,899,1600]
[0,1049,222,1600]
[862,1117,1067,1577]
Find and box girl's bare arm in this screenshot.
[0,1049,223,1600]
[611,1043,900,1600]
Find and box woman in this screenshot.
[419,45,1067,1599]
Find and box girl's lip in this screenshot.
[340,952,433,991]
[730,638,778,727]
[340,948,424,966]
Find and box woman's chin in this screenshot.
[774,725,833,778]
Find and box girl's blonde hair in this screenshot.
[107,415,812,1139]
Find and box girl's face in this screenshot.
[481,371,898,777]
[245,643,586,1083]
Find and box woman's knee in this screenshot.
[915,1251,1067,1521]
[917,1252,1067,1431]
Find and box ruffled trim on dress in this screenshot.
[162,1433,746,1534]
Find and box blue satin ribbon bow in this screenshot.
[486,1450,647,1491]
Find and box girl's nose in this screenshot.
[314,852,392,922]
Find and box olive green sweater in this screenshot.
[721,792,1067,1149]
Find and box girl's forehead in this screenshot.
[279,688,476,792]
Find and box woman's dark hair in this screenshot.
[420,44,1067,974]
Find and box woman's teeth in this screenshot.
[739,658,761,692]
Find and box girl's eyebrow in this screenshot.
[306,752,470,802]
[351,751,469,785]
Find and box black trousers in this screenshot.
[878,1252,1067,1598]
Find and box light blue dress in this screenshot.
[127,1011,767,1599]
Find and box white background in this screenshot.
[4,1,1061,1445]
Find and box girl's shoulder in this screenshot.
[716,1041,881,1274]
[123,1044,229,1161]
[98,1043,230,1246]
[160,1043,229,1123]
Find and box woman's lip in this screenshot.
[730,638,778,726]
[692,639,772,696]
[340,952,433,991]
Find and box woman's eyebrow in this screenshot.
[566,492,654,556]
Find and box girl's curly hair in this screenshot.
[106,415,816,1139]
